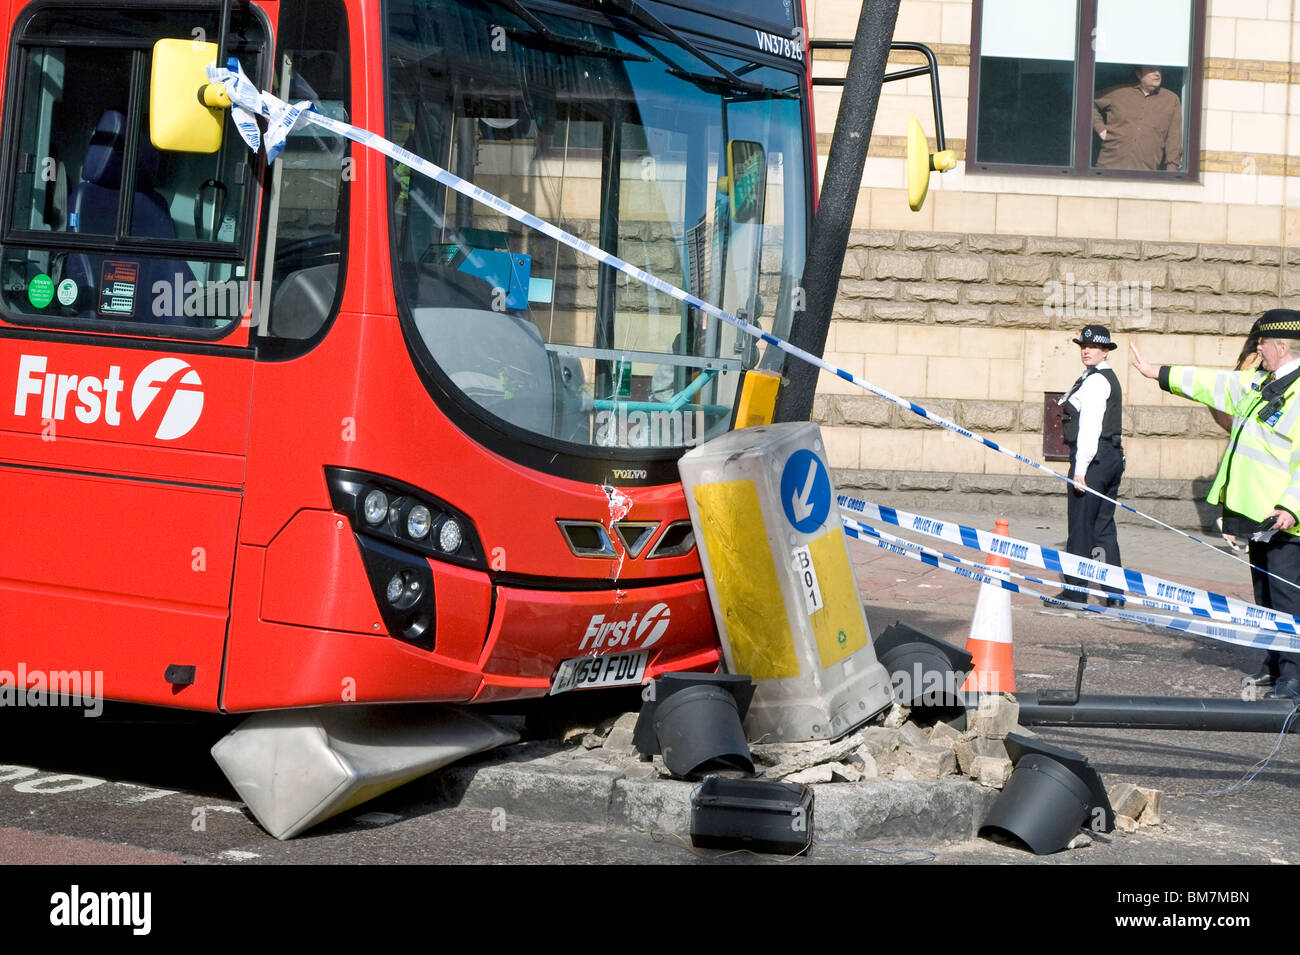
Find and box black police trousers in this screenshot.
[1063,439,1124,597]
[1249,534,1300,683]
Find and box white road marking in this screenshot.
[218,849,260,861]
[13,773,105,793]
[113,782,178,802]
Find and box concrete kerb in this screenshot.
[428,749,623,826]
[423,742,1002,847]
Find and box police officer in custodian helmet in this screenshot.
[1053,324,1125,606]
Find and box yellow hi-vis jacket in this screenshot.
[1163,364,1300,531]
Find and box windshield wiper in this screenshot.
[486,0,651,61]
[599,0,784,97]
[665,65,794,99]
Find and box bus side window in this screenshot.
[0,8,266,333]
[257,0,350,349]
[64,109,193,324]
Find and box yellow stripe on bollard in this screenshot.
[807,527,870,669]
[693,480,800,680]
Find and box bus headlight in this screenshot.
[363,489,389,525]
[407,505,432,540]
[326,467,486,571]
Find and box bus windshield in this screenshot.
[387,0,808,452]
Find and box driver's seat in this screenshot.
[65,109,190,323]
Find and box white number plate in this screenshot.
[549,651,649,695]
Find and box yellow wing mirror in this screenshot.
[149,38,226,153]
[905,117,956,211]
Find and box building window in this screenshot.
[966,0,1205,179]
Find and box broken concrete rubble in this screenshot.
[750,728,870,778]
[582,705,1033,791]
[882,702,911,728]
[601,712,640,755]
[971,694,1020,739]
[849,750,880,779]
[971,755,1013,788]
[897,721,931,748]
[571,705,1165,850]
[928,721,963,748]
[785,764,835,785]
[1108,781,1147,820]
[1105,781,1166,829]
[955,735,1008,776]
[856,726,903,759]
[567,722,604,745]
[580,713,618,749]
[1137,787,1164,826]
[830,762,864,782]
[903,744,957,777]
[857,742,897,777]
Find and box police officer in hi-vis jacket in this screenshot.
[1052,325,1126,606]
[1131,309,1300,701]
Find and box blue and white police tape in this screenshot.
[837,519,1300,654]
[847,514,1244,624]
[208,58,312,162]
[838,493,1300,633]
[207,58,1300,595]
[841,513,1300,653]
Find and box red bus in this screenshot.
[0,0,815,712]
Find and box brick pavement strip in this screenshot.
[0,826,192,865]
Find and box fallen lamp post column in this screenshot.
[1014,694,1300,733]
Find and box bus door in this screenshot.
[0,6,269,708]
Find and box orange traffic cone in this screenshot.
[961,518,1015,694]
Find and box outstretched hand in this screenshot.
[1130,342,1159,380]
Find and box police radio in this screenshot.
[1256,367,1300,427]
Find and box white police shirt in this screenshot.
[1065,360,1114,479]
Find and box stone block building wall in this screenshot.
[806,0,1300,529]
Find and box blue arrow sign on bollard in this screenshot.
[780,449,831,533]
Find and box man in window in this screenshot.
[1092,65,1182,171]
